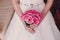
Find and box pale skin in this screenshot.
[12,0,54,34]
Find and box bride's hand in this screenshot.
[25,26,35,34]
[21,20,35,34]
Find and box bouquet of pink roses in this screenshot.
[21,10,43,28]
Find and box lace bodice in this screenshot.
[19,0,45,12]
[20,0,44,4]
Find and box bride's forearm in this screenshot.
[12,0,23,16]
[42,0,54,18]
[12,0,26,26]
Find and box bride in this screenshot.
[4,0,60,40]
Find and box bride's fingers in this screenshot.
[25,26,35,34]
[30,25,36,29]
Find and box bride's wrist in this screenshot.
[41,11,46,19]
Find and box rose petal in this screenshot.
[21,9,43,27]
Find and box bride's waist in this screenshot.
[20,2,45,6]
[19,2,45,12]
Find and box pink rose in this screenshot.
[21,10,43,27]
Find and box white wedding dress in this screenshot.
[4,0,60,40]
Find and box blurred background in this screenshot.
[0,0,14,34]
[0,0,60,34]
